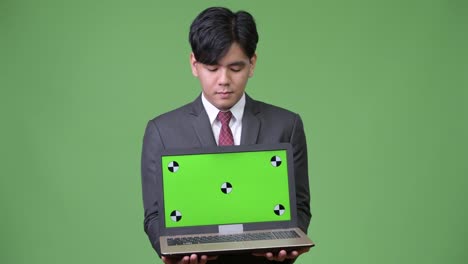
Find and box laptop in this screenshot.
[158,143,314,256]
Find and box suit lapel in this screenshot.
[189,94,261,146]
[241,95,260,145]
[189,96,217,147]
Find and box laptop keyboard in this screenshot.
[167,230,300,246]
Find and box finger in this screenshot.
[276,250,287,262]
[207,255,218,260]
[181,256,190,264]
[265,252,274,261]
[162,256,178,264]
[293,247,310,257]
[287,250,299,259]
[199,255,208,264]
[189,254,198,264]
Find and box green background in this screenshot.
[162,150,290,228]
[1,0,467,263]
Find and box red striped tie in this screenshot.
[217,111,234,146]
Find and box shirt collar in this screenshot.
[201,93,246,125]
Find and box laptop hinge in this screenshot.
[218,224,243,234]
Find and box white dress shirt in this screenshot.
[201,93,245,146]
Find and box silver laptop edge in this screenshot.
[157,143,314,256]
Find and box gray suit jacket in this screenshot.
[141,94,311,262]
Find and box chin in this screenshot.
[216,103,234,111]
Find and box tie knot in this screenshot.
[217,111,232,126]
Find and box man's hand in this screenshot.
[161,254,218,264]
[252,248,310,262]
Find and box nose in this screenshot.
[218,68,230,86]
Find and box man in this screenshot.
[141,7,311,264]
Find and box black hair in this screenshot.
[189,7,259,65]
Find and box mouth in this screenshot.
[216,90,233,94]
[216,91,233,95]
[216,91,233,99]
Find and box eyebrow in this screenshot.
[225,61,247,67]
[204,61,248,67]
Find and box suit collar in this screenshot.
[188,94,261,146]
[241,94,261,145]
[188,94,206,117]
[189,95,217,146]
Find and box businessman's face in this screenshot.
[190,42,256,111]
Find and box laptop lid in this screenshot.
[158,143,298,236]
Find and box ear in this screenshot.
[190,53,199,77]
[248,53,257,78]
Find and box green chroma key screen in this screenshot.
[162,150,291,228]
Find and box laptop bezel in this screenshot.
[157,143,298,237]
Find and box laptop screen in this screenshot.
[161,149,291,228]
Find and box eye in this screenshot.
[205,66,218,72]
[230,67,243,72]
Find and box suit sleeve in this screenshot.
[141,120,164,256]
[290,114,312,233]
